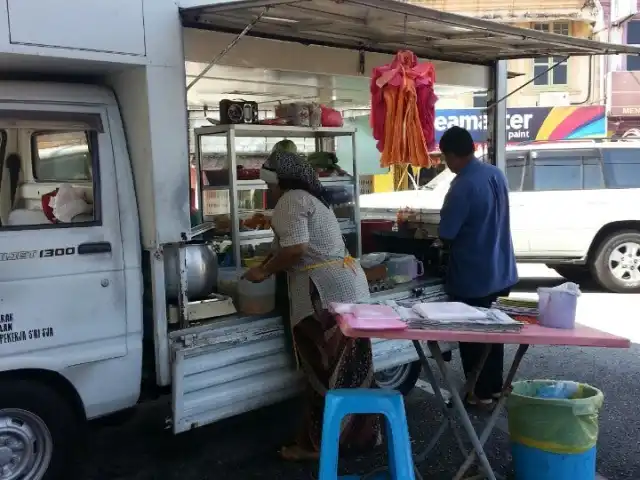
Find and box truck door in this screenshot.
[0,106,128,368]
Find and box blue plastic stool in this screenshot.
[318,389,416,480]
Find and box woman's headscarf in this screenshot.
[260,150,324,196]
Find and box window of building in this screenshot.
[627,21,640,71]
[532,23,570,86]
[473,92,487,108]
[603,148,640,188]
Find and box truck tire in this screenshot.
[548,265,591,284]
[0,380,80,480]
[591,230,640,293]
[375,361,422,395]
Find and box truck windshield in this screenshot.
[422,168,455,190]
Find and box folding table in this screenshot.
[337,316,631,480]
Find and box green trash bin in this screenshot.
[507,380,604,480]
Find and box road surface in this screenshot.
[76,265,640,480]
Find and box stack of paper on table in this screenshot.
[408,302,524,332]
[493,296,539,317]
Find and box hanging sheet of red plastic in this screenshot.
[370,50,438,168]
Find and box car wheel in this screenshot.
[0,380,80,480]
[591,230,640,293]
[375,361,421,395]
[548,265,591,284]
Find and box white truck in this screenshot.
[0,1,636,479]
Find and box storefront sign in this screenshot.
[609,71,640,117]
[434,105,606,144]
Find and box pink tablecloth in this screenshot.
[337,314,630,349]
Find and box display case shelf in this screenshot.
[194,124,361,268]
[204,177,352,191]
[196,124,356,138]
[340,224,357,234]
[318,176,354,185]
[239,229,274,241]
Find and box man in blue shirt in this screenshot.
[437,126,518,407]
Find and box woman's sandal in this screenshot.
[279,444,320,462]
[465,394,496,411]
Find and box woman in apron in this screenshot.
[243,151,380,461]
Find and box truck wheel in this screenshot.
[375,361,421,395]
[591,231,640,293]
[0,380,79,480]
[548,265,591,284]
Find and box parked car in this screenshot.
[359,140,640,293]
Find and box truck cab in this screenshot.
[0,83,143,479]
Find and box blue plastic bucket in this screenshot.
[511,442,596,480]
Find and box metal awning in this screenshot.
[180,0,640,66]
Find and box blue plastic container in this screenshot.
[511,442,596,480]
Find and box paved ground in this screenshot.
[76,265,640,480]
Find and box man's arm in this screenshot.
[438,181,471,241]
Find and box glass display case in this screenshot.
[193,124,361,268]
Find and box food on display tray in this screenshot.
[214,212,273,233]
[241,212,271,230]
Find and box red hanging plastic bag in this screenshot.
[320,105,344,127]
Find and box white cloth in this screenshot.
[7,209,50,226]
[271,190,370,325]
[52,184,92,222]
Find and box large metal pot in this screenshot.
[164,241,218,301]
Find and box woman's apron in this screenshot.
[281,255,356,369]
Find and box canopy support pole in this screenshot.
[486,60,507,171]
[186,7,271,91]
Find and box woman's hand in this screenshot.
[243,266,270,283]
[260,253,275,267]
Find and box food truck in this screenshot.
[0,0,636,478]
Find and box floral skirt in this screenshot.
[291,282,381,453]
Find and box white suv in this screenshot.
[359,140,640,293]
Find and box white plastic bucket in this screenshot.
[537,286,578,329]
[238,274,276,315]
[217,267,244,300]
